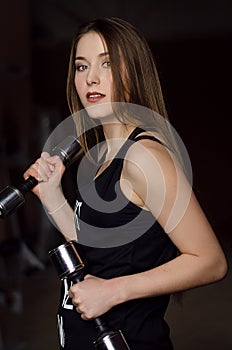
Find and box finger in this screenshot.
[72,300,77,307]
[47,155,64,173]
[40,155,61,179]
[72,298,82,313]
[68,288,75,298]
[41,151,51,160]
[30,165,45,182]
[46,155,62,164]
[41,152,55,172]
[33,159,51,181]
[23,166,39,181]
[81,313,90,321]
[75,306,82,314]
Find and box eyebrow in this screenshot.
[75,52,109,61]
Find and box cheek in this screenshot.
[107,75,114,97]
[74,75,82,94]
[74,75,85,102]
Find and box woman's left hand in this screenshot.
[69,274,117,320]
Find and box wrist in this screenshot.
[47,199,68,215]
[106,276,130,306]
[41,189,66,212]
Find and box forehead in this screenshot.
[76,31,108,56]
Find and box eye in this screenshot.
[103,61,111,68]
[75,64,88,72]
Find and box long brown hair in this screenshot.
[66,17,184,168]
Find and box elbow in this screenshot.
[209,253,228,282]
[217,256,228,280]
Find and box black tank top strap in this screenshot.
[127,127,146,140]
[113,127,172,177]
[117,127,165,164]
[133,134,163,146]
[127,126,168,148]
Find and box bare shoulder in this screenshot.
[123,134,178,183]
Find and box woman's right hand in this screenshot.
[24,152,77,240]
[23,152,66,205]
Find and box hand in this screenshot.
[69,275,115,320]
[23,152,65,203]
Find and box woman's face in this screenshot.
[74,31,114,119]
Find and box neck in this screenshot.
[101,122,135,160]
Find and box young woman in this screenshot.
[24,17,227,350]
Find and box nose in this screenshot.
[86,66,100,86]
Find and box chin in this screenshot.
[85,102,115,120]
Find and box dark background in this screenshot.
[0,1,231,349]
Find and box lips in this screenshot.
[86,92,106,102]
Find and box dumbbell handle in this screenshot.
[0,136,81,218]
[48,241,130,349]
[69,272,109,335]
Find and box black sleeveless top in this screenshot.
[57,127,177,350]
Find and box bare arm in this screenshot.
[23,152,77,241]
[115,140,227,300]
[69,139,227,320]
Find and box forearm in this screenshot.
[112,253,227,305]
[68,250,227,320]
[47,202,77,241]
[42,190,77,241]
[23,153,77,241]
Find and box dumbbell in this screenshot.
[48,240,130,350]
[0,136,81,218]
